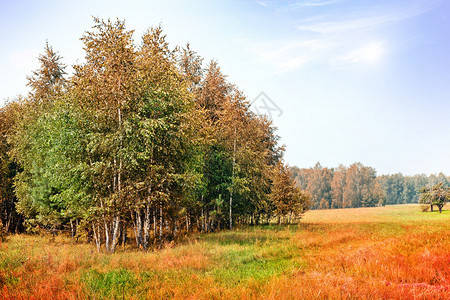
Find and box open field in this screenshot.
[1,204,449,299]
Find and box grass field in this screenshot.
[1,204,449,299]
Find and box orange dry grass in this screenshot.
[0,204,448,299]
[0,236,84,299]
[265,224,450,299]
[108,244,210,273]
[0,236,214,299]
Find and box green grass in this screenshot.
[83,269,138,299]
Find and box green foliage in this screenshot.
[13,102,91,230]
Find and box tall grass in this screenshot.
[0,204,448,299]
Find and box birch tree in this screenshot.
[72,18,136,252]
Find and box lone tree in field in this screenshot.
[419,183,449,213]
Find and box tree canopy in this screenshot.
[419,183,450,213]
[0,18,310,252]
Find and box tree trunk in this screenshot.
[104,222,110,252]
[143,199,150,250]
[132,210,139,246]
[159,204,163,244]
[135,209,143,248]
[153,208,157,238]
[186,214,189,232]
[230,128,236,230]
[111,104,122,254]
[92,224,101,253]
[121,222,127,249]
[201,206,204,233]
[110,215,120,252]
[174,220,177,237]
[70,220,75,238]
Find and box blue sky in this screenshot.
[1,0,449,175]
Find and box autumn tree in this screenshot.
[4,18,290,250]
[216,90,250,230]
[70,18,139,252]
[243,115,283,225]
[343,163,384,208]
[306,163,333,209]
[292,167,313,191]
[178,43,204,93]
[292,162,386,209]
[0,101,24,233]
[27,41,67,106]
[330,165,346,208]
[131,25,200,248]
[270,162,310,224]
[198,61,230,122]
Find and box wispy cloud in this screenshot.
[245,1,437,72]
[296,4,432,34]
[297,0,341,8]
[339,41,385,64]
[256,1,268,7]
[248,38,333,72]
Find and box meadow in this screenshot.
[1,204,449,299]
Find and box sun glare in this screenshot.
[341,41,385,65]
[361,42,384,64]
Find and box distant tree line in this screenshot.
[0,19,310,251]
[379,172,448,205]
[291,162,449,209]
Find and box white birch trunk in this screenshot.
[143,200,150,249]
[93,224,101,253]
[104,222,110,252]
[110,215,120,252]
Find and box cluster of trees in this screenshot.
[0,19,310,251]
[292,162,385,209]
[378,172,449,205]
[292,162,449,209]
